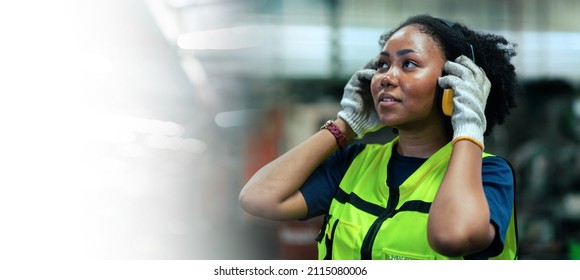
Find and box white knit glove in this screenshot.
[337,61,384,138]
[438,55,491,149]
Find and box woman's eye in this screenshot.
[402,60,417,69]
[376,60,389,69]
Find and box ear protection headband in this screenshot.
[436,18,476,116]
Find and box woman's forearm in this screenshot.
[427,140,495,257]
[239,119,354,220]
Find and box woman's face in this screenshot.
[371,24,446,132]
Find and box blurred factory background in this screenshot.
[1,0,579,260]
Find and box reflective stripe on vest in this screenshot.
[316,138,518,260]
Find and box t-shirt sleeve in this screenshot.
[298,143,366,220]
[466,156,515,259]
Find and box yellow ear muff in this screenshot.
[442,88,454,116]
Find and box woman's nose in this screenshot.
[380,70,397,87]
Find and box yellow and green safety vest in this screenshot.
[316,138,517,260]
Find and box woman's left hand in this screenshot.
[438,55,491,149]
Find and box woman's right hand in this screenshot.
[337,60,385,138]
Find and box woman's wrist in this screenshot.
[333,118,357,141]
[452,136,484,151]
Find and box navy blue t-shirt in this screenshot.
[299,142,515,259]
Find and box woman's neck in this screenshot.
[396,127,449,158]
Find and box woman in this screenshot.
[240,14,518,260]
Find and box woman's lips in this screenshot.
[378,93,400,103]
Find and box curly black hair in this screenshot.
[377,14,518,138]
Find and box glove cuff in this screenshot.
[337,109,368,139]
[452,123,485,150]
